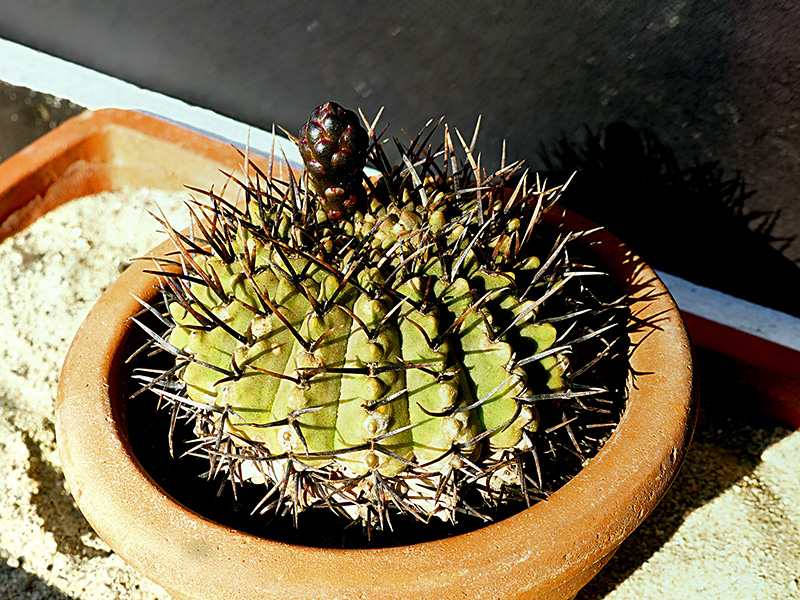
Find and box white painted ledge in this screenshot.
[2,37,799,355]
[657,271,800,353]
[0,37,302,166]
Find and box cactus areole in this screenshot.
[135,102,628,532]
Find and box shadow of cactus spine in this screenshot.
[539,121,800,317]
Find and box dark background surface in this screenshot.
[0,0,798,263]
[1,0,798,315]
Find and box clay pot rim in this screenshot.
[56,199,695,598]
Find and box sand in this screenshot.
[0,189,187,600]
[1,190,798,599]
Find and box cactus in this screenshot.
[134,103,626,530]
[298,101,369,220]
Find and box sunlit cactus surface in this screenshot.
[135,102,627,529]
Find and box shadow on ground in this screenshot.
[21,427,111,560]
[576,346,793,599]
[539,122,800,317]
[0,561,76,600]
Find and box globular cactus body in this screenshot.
[141,103,624,527]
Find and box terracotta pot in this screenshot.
[2,108,695,600]
[55,218,695,598]
[0,108,282,243]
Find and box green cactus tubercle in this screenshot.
[142,102,622,526]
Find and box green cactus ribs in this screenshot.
[132,103,629,532]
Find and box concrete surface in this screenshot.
[0,82,83,163]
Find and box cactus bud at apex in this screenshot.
[135,102,628,533]
[298,102,369,220]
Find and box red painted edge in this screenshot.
[683,311,800,428]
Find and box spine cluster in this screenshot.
[135,103,626,529]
